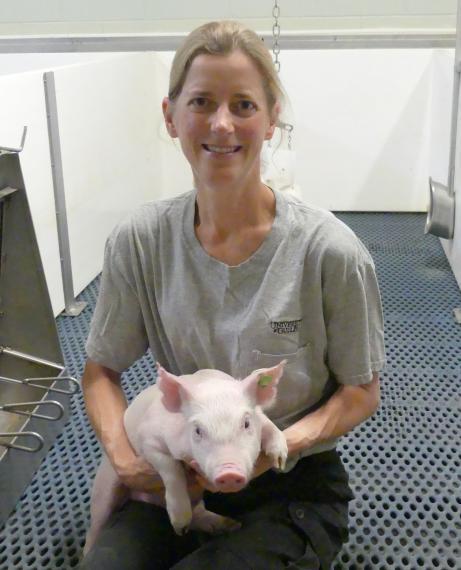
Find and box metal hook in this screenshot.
[277,120,294,133]
[0,126,27,153]
[0,400,64,421]
[0,431,44,453]
[0,374,80,396]
[22,376,80,395]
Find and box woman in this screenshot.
[80,20,385,569]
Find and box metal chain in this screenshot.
[278,121,293,150]
[271,0,294,150]
[272,0,281,73]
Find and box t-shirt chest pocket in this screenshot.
[239,315,307,370]
[249,344,313,423]
[239,315,315,424]
[251,344,309,367]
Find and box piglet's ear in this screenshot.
[156,363,191,413]
[241,359,286,409]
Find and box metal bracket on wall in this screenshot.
[0,348,79,449]
[0,126,27,155]
[0,347,79,395]
[43,71,87,317]
[0,431,44,453]
[0,400,64,421]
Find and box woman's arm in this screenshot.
[82,359,158,491]
[248,373,381,478]
[284,372,380,455]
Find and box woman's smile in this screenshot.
[202,144,242,155]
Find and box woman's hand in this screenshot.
[114,454,164,493]
[251,452,277,479]
[115,454,205,496]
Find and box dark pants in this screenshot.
[80,450,353,570]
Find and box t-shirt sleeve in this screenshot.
[85,221,149,373]
[322,236,386,385]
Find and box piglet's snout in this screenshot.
[214,464,248,492]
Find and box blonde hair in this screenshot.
[168,20,284,111]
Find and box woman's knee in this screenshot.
[80,500,196,570]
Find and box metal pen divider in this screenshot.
[0,138,80,526]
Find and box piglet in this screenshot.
[84,360,288,555]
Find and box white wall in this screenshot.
[53,53,165,295]
[0,53,113,76]
[282,49,441,210]
[0,70,65,314]
[440,59,461,290]
[429,50,454,186]
[0,52,168,315]
[439,5,461,291]
[0,0,456,35]
[442,157,461,290]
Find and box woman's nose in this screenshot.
[210,105,234,134]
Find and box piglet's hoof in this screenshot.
[265,431,288,470]
[173,523,190,536]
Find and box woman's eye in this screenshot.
[189,97,209,110]
[235,100,257,115]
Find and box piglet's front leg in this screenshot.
[147,451,193,535]
[257,408,288,470]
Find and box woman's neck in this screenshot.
[194,181,275,237]
[193,182,276,266]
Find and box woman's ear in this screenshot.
[264,101,281,141]
[162,97,178,138]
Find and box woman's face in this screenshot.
[163,50,278,192]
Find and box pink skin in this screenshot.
[189,459,247,492]
[183,364,287,493]
[214,468,246,491]
[85,363,288,550]
[162,50,278,195]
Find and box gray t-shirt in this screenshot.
[86,188,386,459]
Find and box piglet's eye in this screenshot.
[244,418,251,429]
[195,426,202,437]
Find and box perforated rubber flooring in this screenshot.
[1,212,460,569]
